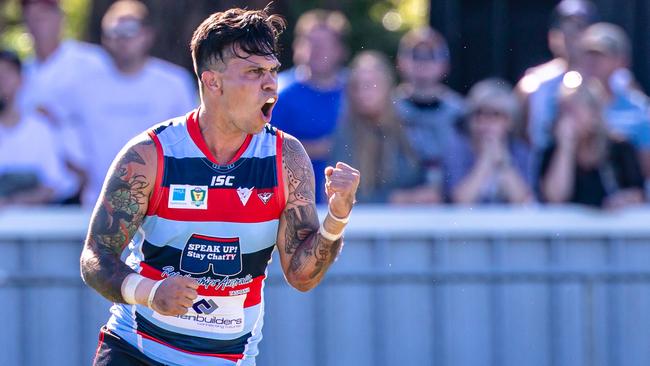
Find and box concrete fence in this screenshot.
[0,205,649,366]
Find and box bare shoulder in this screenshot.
[281,132,315,206]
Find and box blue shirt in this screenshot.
[605,90,650,149]
[272,80,344,203]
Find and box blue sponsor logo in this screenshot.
[172,187,186,201]
[192,299,219,314]
[180,234,242,276]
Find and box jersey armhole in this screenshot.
[146,131,165,216]
[275,129,287,211]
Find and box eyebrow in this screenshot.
[242,58,281,71]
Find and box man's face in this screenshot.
[0,60,21,106]
[580,49,622,83]
[23,2,62,42]
[298,26,344,76]
[398,44,448,88]
[102,17,152,67]
[215,51,280,134]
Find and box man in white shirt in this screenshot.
[62,0,197,205]
[19,0,108,203]
[0,49,71,206]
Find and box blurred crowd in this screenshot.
[1,0,649,210]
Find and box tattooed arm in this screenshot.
[80,134,157,303]
[276,134,360,292]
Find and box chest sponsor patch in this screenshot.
[168,184,208,210]
[180,234,242,276]
[152,294,246,334]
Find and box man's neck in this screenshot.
[35,39,61,63]
[0,106,21,128]
[409,83,444,102]
[305,69,340,90]
[197,105,249,164]
[114,58,148,75]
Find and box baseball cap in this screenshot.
[581,22,630,58]
[467,79,519,120]
[550,0,598,29]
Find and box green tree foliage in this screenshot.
[281,0,428,66]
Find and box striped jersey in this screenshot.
[107,109,285,366]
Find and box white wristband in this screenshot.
[328,206,350,224]
[121,273,145,305]
[147,280,164,309]
[318,225,343,241]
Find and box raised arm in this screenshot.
[80,134,157,303]
[276,134,360,292]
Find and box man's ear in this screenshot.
[201,70,221,92]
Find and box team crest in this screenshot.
[191,187,207,207]
[257,192,273,204]
[236,187,254,206]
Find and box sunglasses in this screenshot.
[104,19,143,39]
[472,107,509,118]
[410,46,448,62]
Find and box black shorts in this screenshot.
[93,326,165,366]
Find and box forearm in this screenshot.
[286,213,345,291]
[542,148,575,203]
[80,241,135,303]
[7,186,54,205]
[499,167,532,204]
[452,160,492,204]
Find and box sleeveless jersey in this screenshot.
[107,109,285,366]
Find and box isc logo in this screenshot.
[210,175,235,187]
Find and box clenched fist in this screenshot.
[324,162,360,218]
[149,276,199,316]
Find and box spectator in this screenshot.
[522,0,597,152]
[517,0,598,103]
[60,0,197,206]
[272,9,349,203]
[578,22,650,178]
[393,26,464,204]
[445,79,533,204]
[540,78,644,209]
[0,50,71,206]
[19,0,107,203]
[331,51,421,203]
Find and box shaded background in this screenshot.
[3,0,650,94]
[5,0,650,92]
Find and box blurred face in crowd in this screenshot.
[558,95,601,139]
[203,48,279,134]
[348,64,391,120]
[469,106,511,142]
[23,2,62,45]
[549,18,589,61]
[295,26,345,77]
[399,44,448,89]
[102,17,153,70]
[580,49,622,84]
[0,59,21,111]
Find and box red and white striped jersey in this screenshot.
[107,109,285,366]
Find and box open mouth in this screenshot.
[261,96,276,118]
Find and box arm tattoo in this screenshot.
[283,137,315,204]
[281,136,342,285]
[81,141,152,303]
